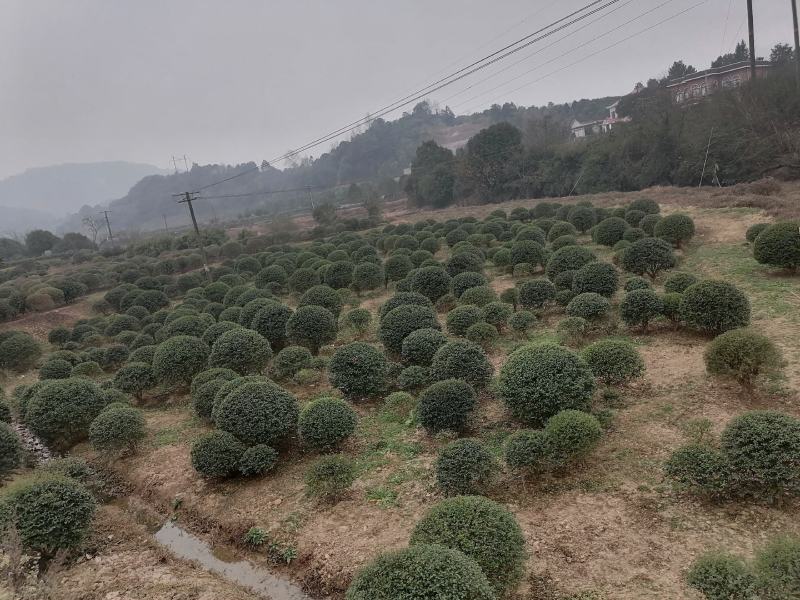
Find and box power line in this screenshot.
[183,0,626,196]
[455,0,709,113]
[265,0,627,167]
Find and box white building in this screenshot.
[571,100,631,139]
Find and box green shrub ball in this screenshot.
[209,328,272,375]
[238,444,279,477]
[410,496,526,595]
[519,279,556,309]
[544,409,603,466]
[721,410,800,499]
[89,405,146,455]
[299,397,358,451]
[0,476,96,554]
[345,544,494,600]
[753,222,800,271]
[435,439,495,496]
[329,342,388,398]
[581,339,645,385]
[446,305,483,336]
[285,305,337,355]
[704,328,781,388]
[152,335,210,386]
[215,381,299,447]
[0,423,22,476]
[418,379,477,433]
[565,292,610,322]
[379,304,440,355]
[401,328,448,367]
[620,289,664,331]
[498,343,595,426]
[592,217,629,247]
[686,551,757,600]
[571,261,619,297]
[190,431,247,478]
[620,237,676,278]
[430,340,493,388]
[272,345,313,380]
[679,280,751,334]
[654,213,695,247]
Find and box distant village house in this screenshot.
[667,60,772,104]
[570,100,631,139]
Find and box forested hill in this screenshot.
[61,96,619,233]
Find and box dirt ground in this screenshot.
[4,183,800,599]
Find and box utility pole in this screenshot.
[182,155,190,173]
[171,156,180,174]
[699,127,714,188]
[162,214,170,234]
[306,185,316,209]
[99,210,115,247]
[792,0,800,89]
[747,0,757,81]
[175,192,211,281]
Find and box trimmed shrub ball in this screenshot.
[384,254,414,283]
[378,304,440,354]
[509,310,537,336]
[452,272,488,299]
[209,328,272,375]
[544,409,603,467]
[249,302,293,350]
[664,444,732,499]
[190,431,247,478]
[397,365,431,391]
[624,209,645,228]
[192,379,229,421]
[113,362,156,400]
[0,475,96,554]
[25,377,107,451]
[401,327,448,366]
[704,328,782,389]
[418,379,477,433]
[547,220,577,241]
[624,276,652,292]
[299,285,343,318]
[620,289,664,331]
[505,429,551,473]
[664,271,698,293]
[565,292,610,322]
[378,292,433,320]
[753,536,800,598]
[0,331,42,372]
[445,252,483,277]
[514,224,547,245]
[551,234,578,251]
[39,359,72,380]
[410,495,526,595]
[0,423,21,476]
[510,240,545,268]
[721,410,800,499]
[324,260,355,289]
[623,227,646,243]
[654,213,695,248]
[329,342,388,398]
[343,308,372,335]
[753,222,800,271]
[639,213,662,235]
[581,339,645,385]
[568,206,595,233]
[629,197,660,215]
[498,343,595,425]
[410,266,452,302]
[430,340,493,388]
[592,217,629,247]
[435,439,495,496]
[620,237,677,278]
[285,305,337,354]
[345,544,494,600]
[215,381,299,447]
[679,280,751,333]
[545,245,596,280]
[519,279,555,309]
[465,322,498,348]
[686,551,757,600]
[152,335,210,386]
[571,261,619,297]
[446,305,483,336]
[481,301,512,330]
[299,397,358,451]
[305,454,356,501]
[238,444,279,477]
[190,367,239,395]
[89,405,146,456]
[745,222,770,243]
[458,285,497,308]
[272,345,313,380]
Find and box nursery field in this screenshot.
[1,182,800,600]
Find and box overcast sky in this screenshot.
[0,0,794,179]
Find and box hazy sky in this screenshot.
[1,0,794,179]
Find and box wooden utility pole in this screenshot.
[747,0,757,81]
[162,214,170,234]
[175,192,211,281]
[699,128,715,188]
[99,210,115,246]
[306,185,315,209]
[792,0,800,89]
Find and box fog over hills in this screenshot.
[0,161,167,218]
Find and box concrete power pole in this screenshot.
[99,210,115,246]
[747,0,757,81]
[792,0,800,89]
[175,192,211,281]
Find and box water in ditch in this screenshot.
[154,520,311,600]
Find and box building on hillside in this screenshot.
[667,60,772,105]
[570,100,632,139]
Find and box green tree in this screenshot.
[312,203,337,226]
[460,122,523,202]
[770,42,795,64]
[668,60,697,79]
[406,141,455,208]
[25,229,60,255]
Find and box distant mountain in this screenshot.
[60,96,621,233]
[0,205,58,236]
[0,161,167,217]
